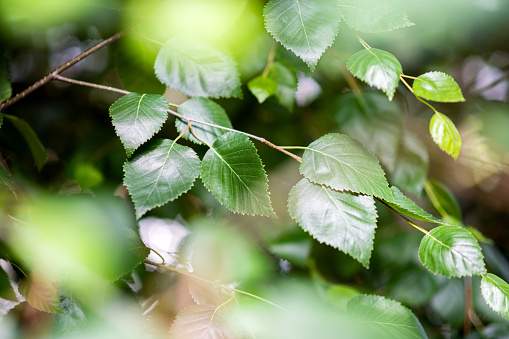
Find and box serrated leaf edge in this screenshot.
[481,274,509,319]
[414,71,465,103]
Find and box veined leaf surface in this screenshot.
[385,186,443,224]
[429,112,461,159]
[170,304,235,339]
[481,273,509,320]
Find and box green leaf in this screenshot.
[18,276,61,314]
[154,36,241,98]
[0,163,16,197]
[268,61,297,110]
[0,56,11,103]
[2,114,47,170]
[263,0,341,70]
[384,186,443,224]
[326,285,360,312]
[71,162,104,190]
[347,48,402,101]
[481,273,509,320]
[288,178,378,268]
[124,139,201,219]
[300,133,394,202]
[338,0,414,33]
[419,226,486,277]
[424,179,462,224]
[170,304,235,339]
[347,295,427,339]
[109,93,168,157]
[429,112,462,159]
[0,266,16,301]
[387,267,438,307]
[413,72,465,103]
[175,97,232,145]
[53,293,87,336]
[201,132,274,217]
[248,76,277,103]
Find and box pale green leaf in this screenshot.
[424,179,462,223]
[385,186,443,224]
[2,114,47,170]
[264,0,341,70]
[288,178,378,268]
[201,132,274,217]
[429,112,461,159]
[248,76,277,103]
[347,48,402,101]
[413,71,465,103]
[109,93,169,157]
[175,97,232,145]
[338,0,414,33]
[300,133,394,202]
[154,36,241,98]
[347,295,427,339]
[481,273,509,320]
[419,226,486,277]
[170,304,235,339]
[268,61,297,110]
[0,163,16,198]
[326,285,360,311]
[124,139,201,219]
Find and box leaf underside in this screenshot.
[481,273,509,320]
[429,112,462,159]
[170,304,236,339]
[0,163,16,197]
[248,76,277,103]
[268,61,297,110]
[385,186,443,224]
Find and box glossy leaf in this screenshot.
[300,133,394,202]
[347,48,402,101]
[18,276,61,314]
[419,226,486,277]
[109,93,168,156]
[385,186,443,224]
[201,132,274,216]
[347,295,427,339]
[424,179,462,223]
[429,112,462,159]
[170,304,235,339]
[288,179,378,268]
[413,72,465,103]
[338,0,414,33]
[268,61,297,110]
[248,76,277,103]
[481,273,509,320]
[2,114,47,170]
[175,97,232,145]
[0,163,16,197]
[154,36,241,98]
[264,0,341,70]
[124,139,201,219]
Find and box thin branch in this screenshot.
[0,31,126,111]
[464,277,473,336]
[53,74,130,95]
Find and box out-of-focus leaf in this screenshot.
[481,273,509,321]
[268,61,297,111]
[201,132,275,217]
[264,0,341,70]
[2,114,47,170]
[18,276,61,314]
[109,93,169,156]
[430,278,465,326]
[338,0,414,33]
[0,55,11,103]
[384,186,443,224]
[300,133,394,202]
[288,179,378,268]
[387,267,439,307]
[0,163,16,197]
[296,73,322,107]
[326,285,360,312]
[413,71,465,103]
[347,48,402,101]
[53,293,87,336]
[170,304,236,339]
[269,228,312,268]
[248,76,277,103]
[175,97,232,145]
[188,280,230,306]
[71,162,103,190]
[419,225,486,277]
[124,139,201,219]
[154,36,241,98]
[429,112,462,159]
[424,179,462,224]
[0,266,16,301]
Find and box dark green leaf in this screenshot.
[18,276,61,314]
[429,112,462,159]
[384,186,443,224]
[424,179,462,223]
[0,56,11,103]
[175,97,232,145]
[347,48,402,101]
[481,273,509,321]
[154,36,241,98]
[248,76,277,103]
[0,266,16,301]
[109,93,168,157]
[390,133,428,195]
[170,304,235,339]
[268,61,297,110]
[124,139,201,219]
[338,0,414,33]
[413,71,465,103]
[387,268,438,307]
[2,114,47,170]
[201,132,274,217]
[264,0,341,70]
[300,133,394,202]
[0,163,16,197]
[288,179,378,268]
[419,226,486,277]
[347,295,427,339]
[430,278,465,326]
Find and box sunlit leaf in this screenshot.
[384,186,443,224]
[170,304,236,339]
[419,226,486,277]
[338,0,414,33]
[201,132,275,217]
[300,133,394,202]
[248,76,277,103]
[429,112,462,159]
[481,273,509,320]
[424,179,462,224]
[347,295,427,339]
[288,179,378,268]
[124,139,200,219]
[0,163,16,198]
[268,61,297,110]
[175,97,232,145]
[154,36,241,98]
[18,276,61,314]
[347,48,402,101]
[264,0,341,70]
[413,72,465,103]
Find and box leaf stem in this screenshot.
[378,199,430,235]
[400,75,439,113]
[262,41,277,78]
[147,247,166,265]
